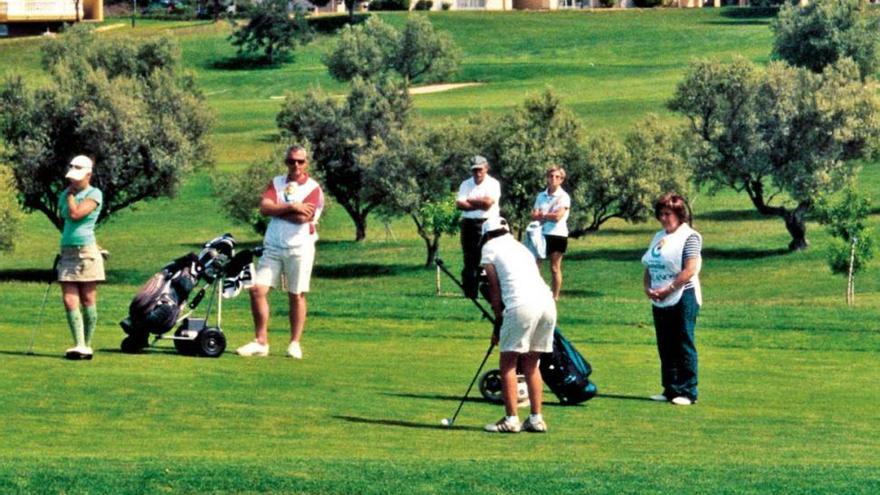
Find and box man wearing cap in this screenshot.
[480,216,557,433]
[455,155,501,298]
[58,155,104,360]
[236,145,324,359]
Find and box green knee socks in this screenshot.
[66,309,85,347]
[82,305,97,346]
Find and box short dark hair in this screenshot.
[654,192,691,224]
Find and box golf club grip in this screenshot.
[434,258,496,324]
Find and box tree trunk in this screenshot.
[354,214,367,241]
[783,203,810,251]
[423,235,439,268]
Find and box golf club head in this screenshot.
[440,418,453,427]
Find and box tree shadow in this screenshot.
[566,248,645,262]
[208,55,289,71]
[698,209,767,222]
[596,393,656,403]
[313,263,423,279]
[561,289,604,299]
[702,247,789,260]
[334,415,483,432]
[703,20,770,26]
[719,6,778,19]
[0,268,54,283]
[0,350,65,359]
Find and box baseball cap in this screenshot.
[481,216,508,236]
[469,155,488,170]
[65,155,93,181]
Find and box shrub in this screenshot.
[307,13,369,34]
[633,0,662,7]
[368,0,410,10]
[441,1,451,9]
[414,0,433,9]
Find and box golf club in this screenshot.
[27,254,61,355]
[441,340,495,428]
[435,258,499,428]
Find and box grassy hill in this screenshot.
[0,9,877,494]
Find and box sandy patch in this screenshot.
[409,82,483,95]
[95,24,126,33]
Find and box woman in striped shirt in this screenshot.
[640,193,702,406]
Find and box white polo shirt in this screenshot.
[457,175,501,220]
[481,234,553,310]
[533,187,571,237]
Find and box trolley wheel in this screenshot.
[196,327,226,358]
[121,335,148,354]
[479,369,504,404]
[173,328,198,356]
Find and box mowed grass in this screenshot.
[0,9,879,494]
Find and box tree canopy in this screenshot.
[228,0,313,65]
[0,25,212,231]
[772,0,880,79]
[0,166,22,253]
[668,57,880,250]
[323,15,460,85]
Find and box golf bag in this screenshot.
[120,234,259,357]
[539,329,598,405]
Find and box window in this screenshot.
[456,0,486,8]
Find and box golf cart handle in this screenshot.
[434,257,496,324]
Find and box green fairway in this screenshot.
[1,9,878,494]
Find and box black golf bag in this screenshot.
[539,329,598,405]
[120,234,259,357]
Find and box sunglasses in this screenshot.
[285,158,307,165]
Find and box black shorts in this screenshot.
[545,235,568,255]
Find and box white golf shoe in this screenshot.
[64,345,93,360]
[484,417,521,433]
[286,341,303,359]
[671,396,694,406]
[236,341,269,357]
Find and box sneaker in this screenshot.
[522,417,547,433]
[484,417,521,433]
[671,396,694,406]
[286,341,303,359]
[650,393,669,402]
[64,345,93,360]
[236,341,269,357]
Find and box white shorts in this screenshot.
[499,300,556,354]
[253,244,316,294]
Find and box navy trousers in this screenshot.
[652,288,699,401]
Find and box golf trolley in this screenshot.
[435,257,597,407]
[119,234,261,358]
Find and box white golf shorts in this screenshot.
[253,244,316,294]
[499,300,556,354]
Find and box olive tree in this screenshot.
[772,0,880,80]
[276,76,411,241]
[0,26,212,231]
[668,57,880,250]
[323,15,460,85]
[474,90,584,236]
[229,0,313,65]
[0,165,22,253]
[568,115,691,237]
[815,187,875,306]
[362,121,469,266]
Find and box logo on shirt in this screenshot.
[651,238,665,258]
[283,181,297,202]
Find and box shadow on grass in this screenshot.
[703,247,789,260]
[719,6,778,19]
[208,55,289,71]
[383,392,572,408]
[596,393,656,403]
[567,248,644,262]
[313,263,423,279]
[0,268,53,283]
[562,289,604,299]
[703,20,770,26]
[698,209,767,222]
[334,415,483,432]
[0,350,65,359]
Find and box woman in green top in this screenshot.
[57,155,104,360]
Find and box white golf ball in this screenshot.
[440,418,450,427]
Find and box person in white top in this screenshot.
[641,193,702,406]
[455,155,501,298]
[480,217,557,434]
[237,146,325,359]
[531,165,571,301]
